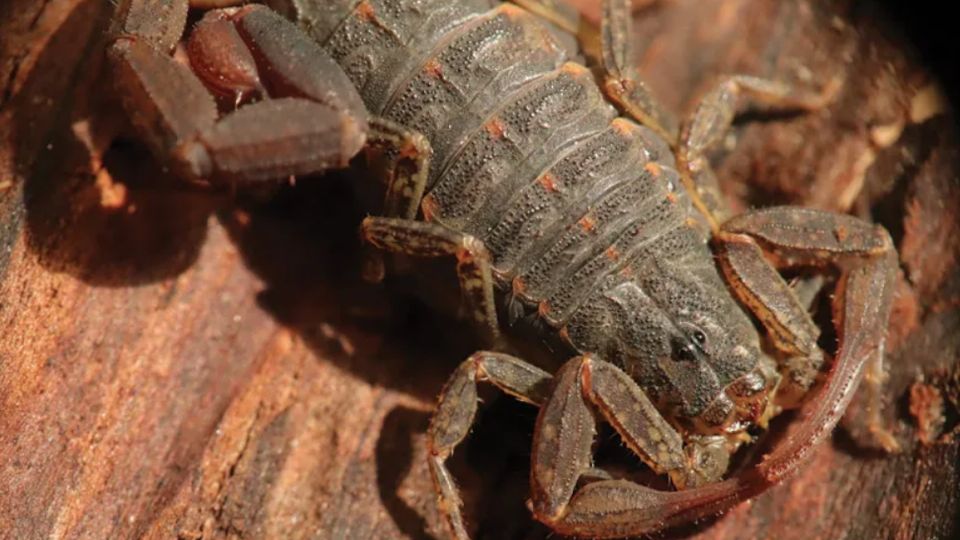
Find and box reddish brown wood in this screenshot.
[1,1,957,539]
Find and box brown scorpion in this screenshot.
[107,0,900,537]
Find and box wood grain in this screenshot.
[1,1,957,539]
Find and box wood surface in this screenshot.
[1,0,958,539]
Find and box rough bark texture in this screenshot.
[1,1,958,539]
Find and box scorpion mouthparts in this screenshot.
[727,365,780,429]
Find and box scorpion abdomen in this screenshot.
[308,0,728,357]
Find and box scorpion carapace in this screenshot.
[108,0,900,537]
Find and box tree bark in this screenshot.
[1,1,957,539]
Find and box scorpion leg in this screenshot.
[359,117,432,282]
[427,352,553,540]
[360,218,500,336]
[528,356,733,538]
[597,0,678,143]
[677,75,839,229]
[715,207,900,449]
[714,230,825,409]
[364,117,433,221]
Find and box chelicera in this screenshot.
[107,0,900,538]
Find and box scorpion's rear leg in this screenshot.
[593,0,729,233]
[364,117,433,220]
[358,117,433,282]
[592,0,839,229]
[676,75,839,229]
[360,218,500,337]
[716,207,900,450]
[427,352,553,540]
[597,0,678,143]
[109,1,367,184]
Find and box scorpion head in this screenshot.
[656,300,781,436]
[607,259,780,436]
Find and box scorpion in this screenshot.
[107,0,900,537]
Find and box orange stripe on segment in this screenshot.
[666,192,678,204]
[645,162,662,177]
[356,0,375,21]
[538,300,551,317]
[455,248,475,265]
[578,214,596,233]
[611,118,635,136]
[424,58,444,79]
[619,265,634,278]
[834,225,849,242]
[498,2,527,19]
[421,194,439,222]
[605,246,620,261]
[560,62,589,77]
[512,276,526,297]
[559,326,573,346]
[485,117,506,139]
[538,172,559,193]
[399,139,419,160]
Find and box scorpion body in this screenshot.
[107,0,901,537]
[304,0,767,428]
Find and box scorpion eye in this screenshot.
[692,329,707,346]
[671,336,698,362]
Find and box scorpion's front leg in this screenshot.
[360,218,500,337]
[716,207,900,451]
[427,352,554,540]
[528,356,737,538]
[109,1,367,184]
[425,351,717,540]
